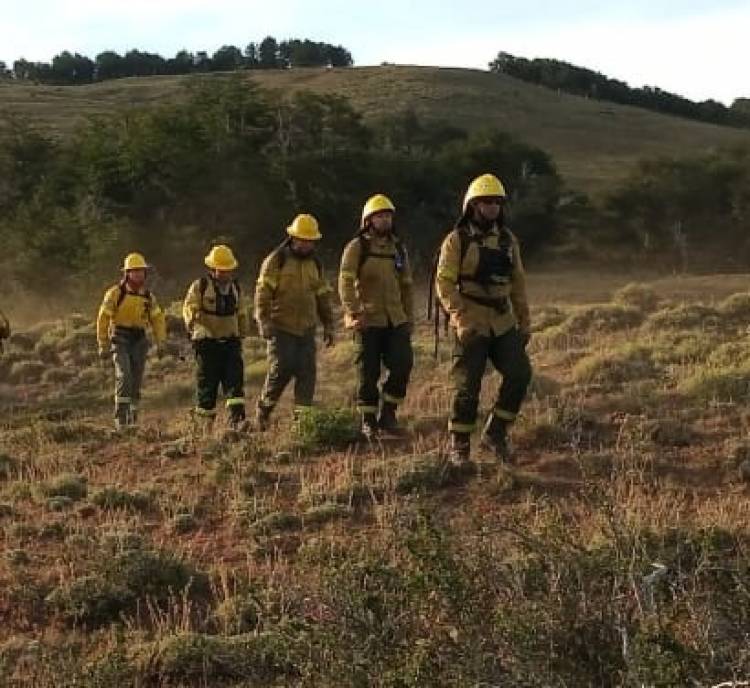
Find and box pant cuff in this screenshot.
[449,421,476,433]
[194,407,217,417]
[225,397,245,408]
[493,408,517,422]
[357,405,378,414]
[115,396,131,404]
[382,392,404,405]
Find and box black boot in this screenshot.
[449,432,471,465]
[255,404,272,431]
[361,412,378,439]
[229,405,248,431]
[114,403,130,430]
[378,401,400,434]
[480,415,513,463]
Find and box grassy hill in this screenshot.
[2,65,750,194]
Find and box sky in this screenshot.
[0,0,748,105]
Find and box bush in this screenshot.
[612,282,660,312]
[45,575,134,628]
[8,361,46,383]
[644,303,720,331]
[679,365,750,403]
[293,407,360,450]
[91,487,156,512]
[555,303,644,337]
[39,473,88,501]
[129,632,297,683]
[717,291,750,321]
[572,345,659,387]
[42,367,78,385]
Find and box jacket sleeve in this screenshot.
[399,248,415,324]
[0,309,9,339]
[149,295,167,345]
[254,254,279,332]
[435,231,463,319]
[96,287,118,351]
[182,280,202,335]
[338,240,362,324]
[315,268,335,331]
[509,235,531,332]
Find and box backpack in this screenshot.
[354,232,408,276]
[273,239,324,279]
[199,276,241,316]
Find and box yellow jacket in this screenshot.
[183,276,250,340]
[338,233,414,329]
[0,309,9,339]
[436,224,530,339]
[96,283,167,351]
[255,248,334,337]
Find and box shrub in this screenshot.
[8,361,46,383]
[91,487,156,512]
[572,345,659,386]
[612,282,660,312]
[39,473,88,501]
[644,303,720,331]
[293,407,360,450]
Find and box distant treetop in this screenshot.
[1,37,353,85]
[489,51,750,130]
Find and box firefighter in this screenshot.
[435,173,532,464]
[254,214,335,429]
[96,253,167,429]
[339,194,414,437]
[183,244,250,429]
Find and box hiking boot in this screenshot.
[255,404,272,431]
[378,401,401,434]
[229,406,247,430]
[114,403,130,430]
[448,432,471,465]
[480,415,514,463]
[361,413,378,440]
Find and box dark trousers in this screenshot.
[258,330,317,412]
[355,323,413,414]
[450,327,532,434]
[194,338,245,419]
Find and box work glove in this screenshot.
[323,328,335,348]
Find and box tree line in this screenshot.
[0,75,561,296]
[0,38,353,85]
[489,51,750,130]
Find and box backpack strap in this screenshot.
[115,281,152,311]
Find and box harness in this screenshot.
[355,233,407,276]
[199,276,241,317]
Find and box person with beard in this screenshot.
[436,174,532,465]
[96,252,167,429]
[254,214,335,429]
[339,194,414,438]
[183,244,250,431]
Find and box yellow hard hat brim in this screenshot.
[205,256,238,270]
[287,226,322,241]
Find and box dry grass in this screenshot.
[2,271,750,685]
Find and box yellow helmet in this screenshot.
[122,252,149,271]
[204,245,238,271]
[462,173,507,212]
[287,214,322,241]
[361,194,395,227]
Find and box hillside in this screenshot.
[2,65,750,194]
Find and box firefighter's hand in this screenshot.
[347,313,366,331]
[98,348,110,363]
[258,323,274,340]
[323,328,335,348]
